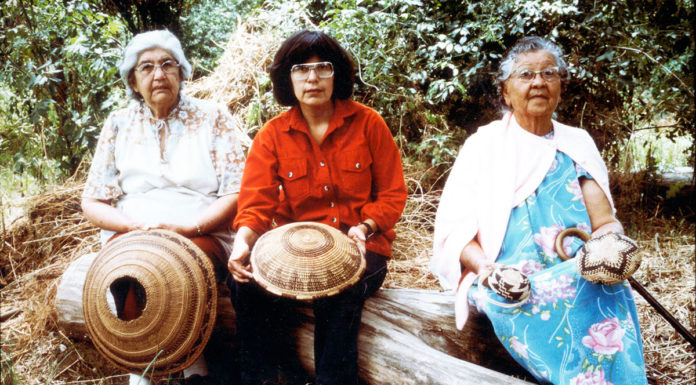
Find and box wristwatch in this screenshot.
[359,221,375,237]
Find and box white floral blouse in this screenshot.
[83,94,246,248]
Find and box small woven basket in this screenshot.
[484,266,531,302]
[555,228,641,284]
[251,222,366,300]
[82,230,217,375]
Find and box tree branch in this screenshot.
[614,45,695,98]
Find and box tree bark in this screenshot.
[56,254,532,384]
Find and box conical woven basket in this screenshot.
[82,230,217,375]
[251,222,365,300]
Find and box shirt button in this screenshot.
[288,171,293,178]
[324,185,329,191]
[355,162,360,169]
[331,217,337,223]
[330,202,335,207]
[320,161,325,167]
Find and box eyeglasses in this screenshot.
[290,61,334,80]
[512,66,562,82]
[135,59,180,76]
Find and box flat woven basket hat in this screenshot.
[82,230,217,375]
[251,222,366,300]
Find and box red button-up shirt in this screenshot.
[234,99,407,257]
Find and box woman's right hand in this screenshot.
[81,197,149,233]
[460,238,502,280]
[228,226,258,283]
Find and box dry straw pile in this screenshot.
[1,4,694,385]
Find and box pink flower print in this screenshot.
[569,368,612,385]
[582,317,625,355]
[529,273,576,308]
[534,224,565,257]
[509,337,529,359]
[567,179,585,204]
[519,260,543,276]
[577,222,591,234]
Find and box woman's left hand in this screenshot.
[591,221,624,238]
[148,222,197,237]
[347,225,367,255]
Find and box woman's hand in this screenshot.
[460,238,502,280]
[348,219,376,255]
[228,226,258,283]
[145,222,196,237]
[347,226,367,255]
[81,197,148,233]
[591,221,624,238]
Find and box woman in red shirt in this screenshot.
[227,30,407,384]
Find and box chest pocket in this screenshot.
[278,157,310,200]
[338,149,373,194]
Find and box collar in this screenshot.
[284,99,362,136]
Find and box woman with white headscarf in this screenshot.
[81,30,246,385]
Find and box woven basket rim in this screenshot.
[251,222,366,300]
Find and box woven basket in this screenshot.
[251,222,366,300]
[484,266,531,302]
[82,230,217,375]
[555,228,641,284]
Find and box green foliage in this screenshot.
[314,0,464,172]
[180,0,265,76]
[309,0,694,181]
[100,0,190,36]
[615,129,693,173]
[1,339,22,385]
[1,0,693,188]
[1,0,128,181]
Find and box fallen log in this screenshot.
[56,254,532,384]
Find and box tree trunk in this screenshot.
[56,254,532,384]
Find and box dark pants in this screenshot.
[228,250,388,385]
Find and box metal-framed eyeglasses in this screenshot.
[135,59,180,76]
[290,61,334,80]
[512,66,562,82]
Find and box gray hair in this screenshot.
[495,36,568,112]
[119,30,192,100]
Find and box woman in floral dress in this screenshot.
[431,36,647,385]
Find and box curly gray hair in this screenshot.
[495,36,568,112]
[119,30,192,100]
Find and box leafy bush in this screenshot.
[1,0,128,181]
[310,0,694,182]
[1,0,693,189]
[180,0,264,76]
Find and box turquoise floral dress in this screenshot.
[469,147,647,385]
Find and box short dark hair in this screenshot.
[270,30,355,106]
